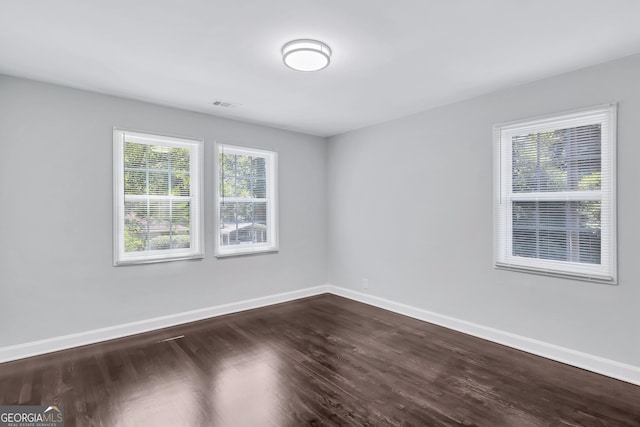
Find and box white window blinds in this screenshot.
[215,143,278,257]
[113,129,204,265]
[494,105,616,283]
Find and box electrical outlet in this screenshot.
[362,278,369,290]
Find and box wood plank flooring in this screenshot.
[0,294,639,426]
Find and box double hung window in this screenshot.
[215,143,278,257]
[494,105,616,282]
[113,129,204,265]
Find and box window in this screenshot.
[113,129,204,265]
[494,105,616,283]
[215,143,278,257]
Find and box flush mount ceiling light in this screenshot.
[282,39,332,72]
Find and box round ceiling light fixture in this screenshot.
[282,39,332,72]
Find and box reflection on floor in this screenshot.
[1,294,639,426]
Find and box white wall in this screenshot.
[0,75,327,347]
[327,53,640,367]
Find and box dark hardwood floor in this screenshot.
[1,294,639,426]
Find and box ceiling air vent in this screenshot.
[210,99,241,108]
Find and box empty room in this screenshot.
[1,1,640,426]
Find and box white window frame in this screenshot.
[113,129,204,265]
[215,142,279,257]
[494,104,617,283]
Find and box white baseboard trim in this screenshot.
[2,283,639,387]
[327,285,640,387]
[0,285,330,364]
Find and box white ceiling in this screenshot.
[2,1,640,137]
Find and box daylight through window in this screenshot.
[494,105,616,283]
[216,144,278,257]
[113,129,203,265]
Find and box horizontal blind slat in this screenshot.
[494,105,616,282]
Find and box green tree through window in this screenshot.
[114,129,203,265]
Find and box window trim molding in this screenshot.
[112,128,205,266]
[214,141,279,258]
[493,104,617,284]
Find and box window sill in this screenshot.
[495,263,617,285]
[114,252,204,266]
[215,247,279,258]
